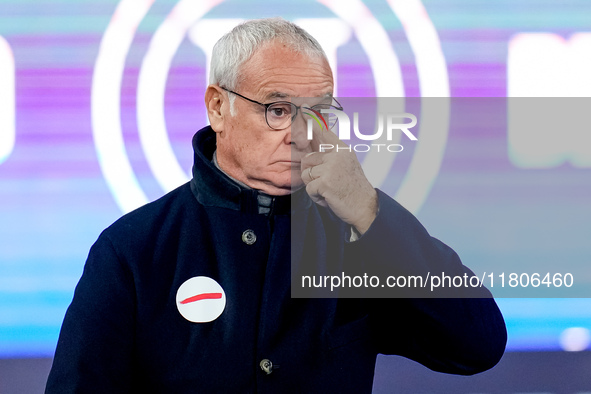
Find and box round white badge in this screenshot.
[176,276,226,323]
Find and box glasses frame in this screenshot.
[220,86,343,131]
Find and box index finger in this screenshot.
[303,107,349,152]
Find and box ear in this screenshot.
[205,85,227,133]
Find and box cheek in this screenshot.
[234,136,258,159]
[230,133,268,168]
[226,121,255,154]
[225,116,286,167]
[235,132,272,158]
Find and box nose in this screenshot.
[288,105,313,150]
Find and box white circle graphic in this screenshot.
[92,0,449,215]
[176,276,226,323]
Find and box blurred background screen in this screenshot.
[0,0,590,384]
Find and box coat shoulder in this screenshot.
[100,182,199,249]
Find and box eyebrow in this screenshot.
[263,91,291,101]
[262,91,334,102]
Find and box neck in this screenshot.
[212,151,253,190]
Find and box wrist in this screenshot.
[352,189,378,235]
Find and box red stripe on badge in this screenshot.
[180,292,223,304]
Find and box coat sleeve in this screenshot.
[346,189,507,375]
[45,233,137,393]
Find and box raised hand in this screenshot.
[299,119,378,235]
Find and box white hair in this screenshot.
[209,17,328,115]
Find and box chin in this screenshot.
[264,174,302,196]
[288,172,305,191]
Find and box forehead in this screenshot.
[237,42,334,100]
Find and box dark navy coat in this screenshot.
[46,126,506,393]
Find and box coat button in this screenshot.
[242,229,256,245]
[259,359,273,375]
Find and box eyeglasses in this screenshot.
[220,87,343,131]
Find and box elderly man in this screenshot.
[46,18,506,393]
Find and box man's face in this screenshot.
[210,41,334,196]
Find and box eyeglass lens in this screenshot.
[265,102,340,130]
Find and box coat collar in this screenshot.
[190,126,311,215]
